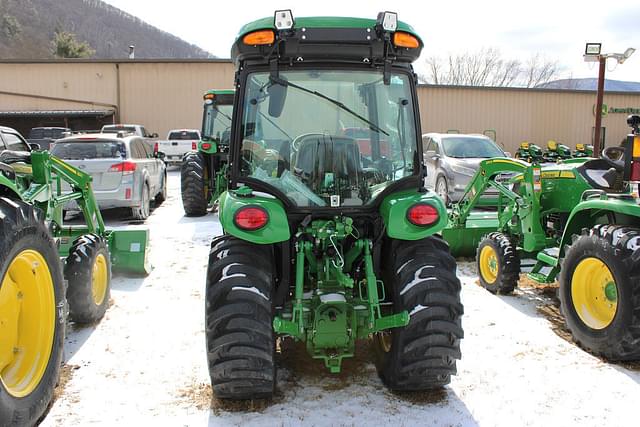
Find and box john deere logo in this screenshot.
[593,104,640,116]
[593,104,609,117]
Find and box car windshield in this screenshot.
[239,70,418,207]
[51,140,125,159]
[441,137,504,158]
[169,131,200,140]
[203,103,232,143]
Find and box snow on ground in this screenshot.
[41,170,640,427]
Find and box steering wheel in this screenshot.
[602,146,626,171]
[291,133,327,152]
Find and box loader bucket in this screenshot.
[443,211,499,258]
[108,228,151,275]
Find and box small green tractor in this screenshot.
[204,11,463,399]
[444,114,640,360]
[543,140,572,162]
[0,149,148,424]
[573,143,594,158]
[181,90,234,216]
[515,141,544,163]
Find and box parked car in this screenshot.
[101,124,158,139]
[156,129,201,166]
[0,125,31,153]
[50,133,167,220]
[423,133,510,205]
[27,127,70,151]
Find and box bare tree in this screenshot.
[422,48,561,88]
[522,54,560,87]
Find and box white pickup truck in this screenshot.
[156,129,201,166]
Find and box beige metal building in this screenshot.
[1,59,639,153]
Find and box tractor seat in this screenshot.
[293,135,362,185]
[0,150,32,165]
[577,159,624,193]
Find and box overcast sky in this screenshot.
[102,0,640,83]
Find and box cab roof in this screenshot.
[231,15,423,66]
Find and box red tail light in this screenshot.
[234,206,269,231]
[154,142,158,154]
[109,161,137,174]
[407,203,439,226]
[192,141,197,150]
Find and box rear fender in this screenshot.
[379,189,447,240]
[218,190,290,244]
[559,198,640,256]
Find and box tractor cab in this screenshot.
[201,90,234,151]
[229,11,424,210]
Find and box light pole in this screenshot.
[584,44,635,157]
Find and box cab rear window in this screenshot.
[51,141,125,159]
[169,131,199,140]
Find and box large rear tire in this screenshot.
[374,236,463,391]
[181,152,208,216]
[0,197,65,426]
[205,236,276,399]
[64,234,111,324]
[559,225,640,360]
[476,232,520,294]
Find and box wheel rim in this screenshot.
[92,253,108,306]
[0,250,55,397]
[479,245,499,284]
[437,179,447,202]
[571,257,618,330]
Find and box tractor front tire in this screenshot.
[181,152,208,216]
[64,234,111,324]
[375,236,463,391]
[205,236,276,399]
[476,232,520,294]
[559,225,640,360]
[0,197,65,426]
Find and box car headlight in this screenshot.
[450,163,476,177]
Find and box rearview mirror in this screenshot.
[268,78,288,118]
[151,133,159,138]
[29,142,41,151]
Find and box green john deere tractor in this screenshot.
[444,114,640,360]
[543,140,572,162]
[181,90,234,216]
[204,11,463,399]
[573,143,594,158]
[0,149,148,424]
[515,141,544,163]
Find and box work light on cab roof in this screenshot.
[236,10,422,64]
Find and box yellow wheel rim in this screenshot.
[479,245,499,284]
[0,250,55,397]
[92,254,108,306]
[571,257,618,330]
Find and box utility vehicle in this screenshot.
[204,11,462,399]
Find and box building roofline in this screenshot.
[417,83,640,96]
[0,58,233,64]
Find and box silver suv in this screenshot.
[51,133,167,220]
[423,133,507,205]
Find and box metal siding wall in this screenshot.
[418,86,640,153]
[1,61,639,154]
[118,62,234,138]
[0,63,117,106]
